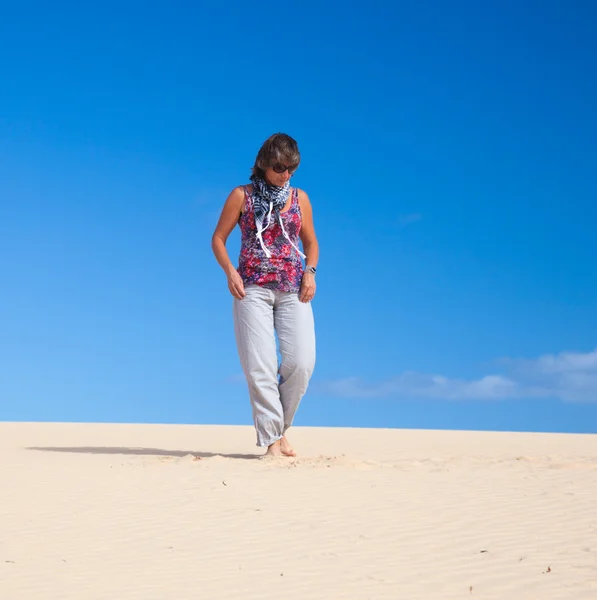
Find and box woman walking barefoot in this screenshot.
[211,133,319,457]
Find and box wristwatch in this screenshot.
[305,265,316,276]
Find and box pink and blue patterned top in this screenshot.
[237,185,304,293]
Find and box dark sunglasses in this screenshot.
[272,163,297,174]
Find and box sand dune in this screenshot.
[1,422,596,599]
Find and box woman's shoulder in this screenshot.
[233,184,253,214]
[230,184,252,194]
[296,188,311,206]
[226,185,252,205]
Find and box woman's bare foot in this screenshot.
[262,437,296,458]
[263,440,283,458]
[280,436,296,457]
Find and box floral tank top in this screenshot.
[237,185,304,293]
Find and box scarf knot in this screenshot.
[250,176,306,260]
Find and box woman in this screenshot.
[211,133,318,458]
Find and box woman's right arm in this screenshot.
[211,186,246,299]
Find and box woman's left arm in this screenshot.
[298,189,319,302]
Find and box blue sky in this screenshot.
[1,0,596,434]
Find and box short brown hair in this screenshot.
[251,133,300,181]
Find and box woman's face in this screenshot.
[264,162,297,187]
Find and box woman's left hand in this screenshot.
[300,272,316,303]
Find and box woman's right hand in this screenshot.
[227,269,246,299]
[212,187,246,300]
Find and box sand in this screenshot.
[1,422,596,599]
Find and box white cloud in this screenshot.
[504,349,597,375]
[396,213,422,228]
[323,349,597,403]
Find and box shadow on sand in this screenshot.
[27,446,261,460]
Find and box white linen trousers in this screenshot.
[233,284,316,447]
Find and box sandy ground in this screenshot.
[1,422,596,599]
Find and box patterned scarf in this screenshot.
[250,176,305,259]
